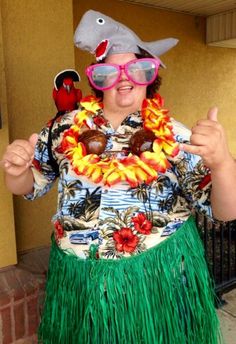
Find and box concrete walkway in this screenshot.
[218,289,236,344]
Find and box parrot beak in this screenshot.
[63,83,71,93]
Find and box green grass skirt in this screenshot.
[38,216,222,344]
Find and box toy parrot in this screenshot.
[52,69,82,112]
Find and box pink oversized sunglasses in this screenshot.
[86,58,161,91]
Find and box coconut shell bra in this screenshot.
[58,94,179,187]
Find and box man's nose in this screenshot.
[119,66,128,81]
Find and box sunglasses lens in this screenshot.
[89,65,119,89]
[127,60,158,84]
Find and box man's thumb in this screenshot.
[28,133,38,148]
[207,106,218,122]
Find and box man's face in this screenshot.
[102,53,147,112]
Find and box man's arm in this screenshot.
[180,107,236,221]
[210,159,236,220]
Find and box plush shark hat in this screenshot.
[74,10,178,67]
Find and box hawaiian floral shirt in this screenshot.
[25,100,212,260]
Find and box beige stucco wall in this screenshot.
[1,0,75,251]
[1,0,236,252]
[0,2,17,267]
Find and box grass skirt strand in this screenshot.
[38,216,222,344]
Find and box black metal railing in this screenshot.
[195,212,236,295]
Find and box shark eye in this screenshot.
[96,17,105,25]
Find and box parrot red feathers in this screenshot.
[52,69,82,112]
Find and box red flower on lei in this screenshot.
[113,227,139,253]
[132,213,152,235]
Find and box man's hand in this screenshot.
[1,133,38,176]
[180,107,233,171]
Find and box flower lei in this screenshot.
[58,94,179,187]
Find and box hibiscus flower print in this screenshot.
[113,227,139,253]
[132,213,152,235]
[32,158,42,172]
[54,220,64,243]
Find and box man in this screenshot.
[2,9,235,344]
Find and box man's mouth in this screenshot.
[117,85,133,92]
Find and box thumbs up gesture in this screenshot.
[1,133,38,176]
[180,107,232,170]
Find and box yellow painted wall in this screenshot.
[0,2,17,267]
[1,0,75,251]
[1,0,236,253]
[73,0,236,155]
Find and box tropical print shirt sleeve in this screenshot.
[24,112,74,200]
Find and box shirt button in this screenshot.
[103,189,108,193]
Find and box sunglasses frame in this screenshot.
[86,58,161,91]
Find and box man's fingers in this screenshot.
[6,145,32,162]
[207,106,218,122]
[28,133,38,148]
[179,143,202,156]
[0,160,7,168]
[8,134,37,160]
[8,140,33,157]
[191,125,216,136]
[2,162,29,176]
[7,151,31,165]
[0,134,37,176]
